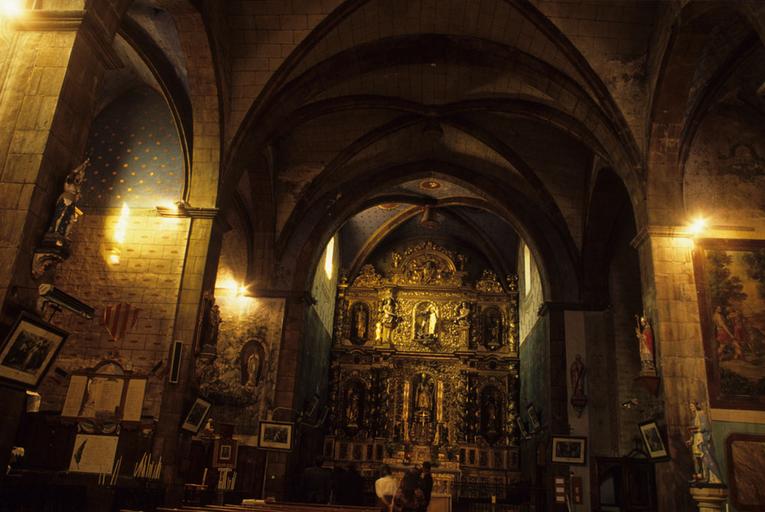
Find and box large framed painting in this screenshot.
[726,434,765,510]
[0,312,68,388]
[258,420,293,451]
[694,239,765,410]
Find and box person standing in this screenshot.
[419,462,433,512]
[375,465,398,512]
[302,456,331,504]
[392,469,425,512]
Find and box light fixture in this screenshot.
[687,217,707,237]
[419,180,441,190]
[0,0,24,19]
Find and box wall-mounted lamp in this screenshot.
[686,217,707,237]
[156,200,218,219]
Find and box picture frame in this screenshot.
[213,438,238,469]
[0,312,68,388]
[693,239,765,410]
[638,420,670,460]
[258,420,293,451]
[181,398,211,433]
[69,434,119,474]
[551,436,587,465]
[726,433,765,511]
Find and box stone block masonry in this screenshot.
[38,211,191,418]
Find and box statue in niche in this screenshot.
[414,302,438,341]
[47,159,88,241]
[350,303,369,345]
[379,297,397,343]
[199,292,222,355]
[415,379,433,411]
[240,340,264,388]
[634,313,656,375]
[481,388,502,442]
[456,253,466,271]
[483,308,503,350]
[345,386,361,427]
[456,302,471,327]
[686,401,723,485]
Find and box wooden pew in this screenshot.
[156,502,378,512]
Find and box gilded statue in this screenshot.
[415,379,433,411]
[415,302,438,339]
[456,302,471,327]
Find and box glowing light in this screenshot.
[237,284,248,297]
[109,253,120,265]
[0,0,24,18]
[687,217,707,237]
[114,203,130,244]
[324,236,335,280]
[158,200,179,213]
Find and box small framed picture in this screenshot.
[213,438,238,468]
[551,436,587,465]
[181,398,211,433]
[639,420,669,460]
[0,312,69,388]
[258,420,293,451]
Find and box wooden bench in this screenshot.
[156,502,378,512]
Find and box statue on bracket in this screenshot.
[32,159,89,279]
[376,296,398,345]
[198,292,221,356]
[456,302,471,327]
[635,313,656,376]
[687,401,723,485]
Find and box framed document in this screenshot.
[0,312,68,388]
[69,434,119,474]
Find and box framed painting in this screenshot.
[213,438,238,469]
[693,239,765,410]
[181,398,211,433]
[638,420,670,461]
[258,420,293,451]
[551,436,587,465]
[726,433,765,511]
[0,312,68,388]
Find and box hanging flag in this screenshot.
[101,303,140,341]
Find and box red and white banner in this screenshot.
[101,303,140,341]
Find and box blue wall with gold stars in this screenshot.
[82,86,185,208]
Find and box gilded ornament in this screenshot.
[353,264,384,287]
[475,270,503,293]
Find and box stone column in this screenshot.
[153,212,221,504]
[689,486,728,512]
[633,227,708,511]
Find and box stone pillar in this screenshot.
[154,212,221,504]
[0,7,122,312]
[689,486,728,512]
[633,227,707,511]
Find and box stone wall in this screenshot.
[38,210,190,417]
[518,242,543,343]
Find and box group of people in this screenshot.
[375,462,433,512]
[301,457,435,512]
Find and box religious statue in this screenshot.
[686,401,723,485]
[456,302,471,327]
[240,340,263,387]
[346,388,361,427]
[351,303,368,344]
[415,302,438,340]
[485,397,499,434]
[569,354,587,417]
[456,253,466,271]
[379,297,397,343]
[483,309,502,350]
[47,159,88,241]
[199,292,221,355]
[201,418,215,438]
[415,379,433,411]
[635,314,656,375]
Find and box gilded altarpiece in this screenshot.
[325,242,520,498]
